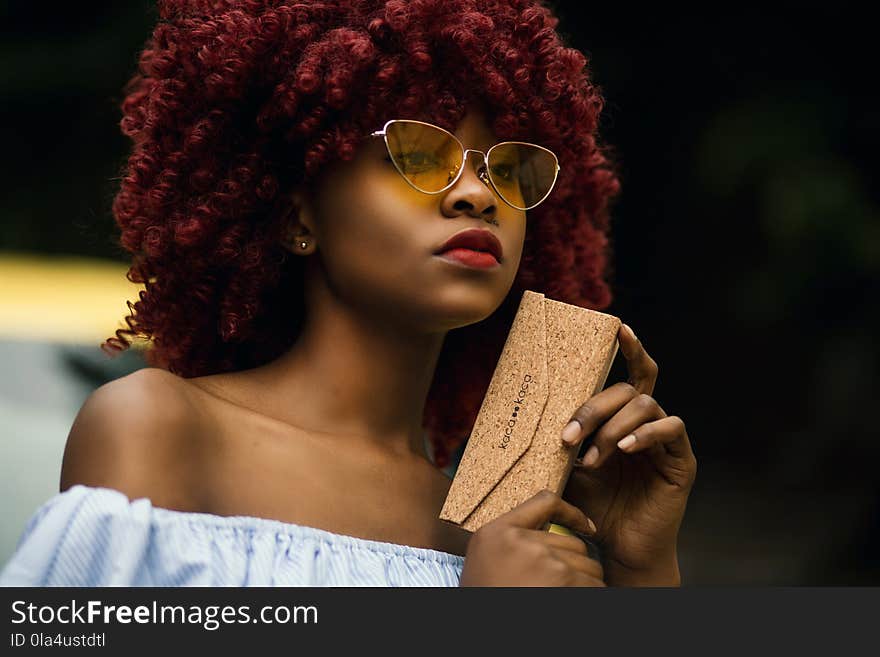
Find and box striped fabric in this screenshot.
[0,485,465,587]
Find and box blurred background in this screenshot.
[0,3,876,583]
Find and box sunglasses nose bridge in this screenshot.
[462,148,488,164]
[459,148,490,182]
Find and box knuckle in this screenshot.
[572,403,594,426]
[548,557,570,581]
[648,357,659,375]
[501,525,523,545]
[636,393,656,410]
[669,415,686,434]
[534,542,554,562]
[619,382,638,397]
[489,527,518,552]
[539,543,557,561]
[538,489,557,502]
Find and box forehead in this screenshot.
[450,107,499,149]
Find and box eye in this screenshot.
[392,151,440,172]
[490,162,518,182]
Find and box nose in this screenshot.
[439,151,498,222]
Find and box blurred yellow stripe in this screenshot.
[0,251,150,345]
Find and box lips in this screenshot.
[434,228,503,263]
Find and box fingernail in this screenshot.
[582,445,599,466]
[561,420,581,445]
[586,517,597,534]
[624,324,638,342]
[618,434,637,450]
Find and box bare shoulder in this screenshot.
[59,367,199,507]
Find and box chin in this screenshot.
[419,289,506,331]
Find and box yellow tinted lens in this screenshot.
[385,121,462,192]
[488,143,558,209]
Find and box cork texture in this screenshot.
[439,289,621,532]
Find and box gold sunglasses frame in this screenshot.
[369,119,561,211]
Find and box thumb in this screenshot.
[498,489,596,535]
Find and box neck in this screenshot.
[252,260,447,461]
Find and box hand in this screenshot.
[559,323,697,586]
[459,490,606,587]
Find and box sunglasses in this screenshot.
[370,119,560,211]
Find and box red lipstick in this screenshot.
[434,228,503,269]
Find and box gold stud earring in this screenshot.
[299,240,308,250]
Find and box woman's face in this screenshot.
[289,105,526,333]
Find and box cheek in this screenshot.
[311,179,434,296]
[319,178,429,256]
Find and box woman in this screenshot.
[0,0,695,586]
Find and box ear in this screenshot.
[279,185,318,250]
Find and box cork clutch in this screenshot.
[439,289,621,533]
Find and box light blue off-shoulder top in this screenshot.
[0,484,467,587]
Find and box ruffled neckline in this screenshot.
[69,485,467,566]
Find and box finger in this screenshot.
[618,323,658,396]
[577,393,665,469]
[499,489,596,536]
[534,528,590,555]
[616,415,696,466]
[560,381,640,447]
[548,548,605,581]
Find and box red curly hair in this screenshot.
[103,0,621,468]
